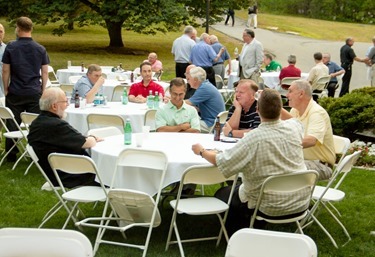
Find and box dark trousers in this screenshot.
[201,66,217,87]
[225,12,235,26]
[5,93,41,157]
[340,64,352,97]
[327,81,338,97]
[175,63,190,78]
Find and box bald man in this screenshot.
[144,52,163,72]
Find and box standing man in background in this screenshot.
[339,37,365,96]
[0,23,6,99]
[172,26,196,78]
[246,3,258,29]
[225,9,235,27]
[238,29,264,84]
[2,16,50,162]
[209,34,231,86]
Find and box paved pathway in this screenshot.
[211,17,371,91]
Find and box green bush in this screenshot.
[319,87,375,137]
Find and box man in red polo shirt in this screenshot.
[128,62,165,103]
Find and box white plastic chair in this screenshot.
[250,170,319,234]
[225,228,317,257]
[0,107,29,168]
[303,150,362,248]
[48,65,59,84]
[86,113,125,133]
[69,75,82,84]
[48,153,108,229]
[76,148,168,257]
[208,111,229,134]
[87,126,122,138]
[331,135,351,178]
[312,75,331,99]
[26,144,72,229]
[0,228,93,257]
[165,164,238,257]
[111,85,127,102]
[215,74,226,89]
[144,109,157,132]
[60,84,74,97]
[280,76,301,89]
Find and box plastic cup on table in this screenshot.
[142,126,150,139]
[135,133,144,147]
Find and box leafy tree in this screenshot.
[1,0,248,47]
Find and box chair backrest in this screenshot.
[333,150,362,189]
[0,106,27,136]
[331,135,351,177]
[215,74,225,89]
[60,84,74,97]
[87,126,122,138]
[133,67,141,78]
[111,85,127,102]
[87,113,125,132]
[208,111,229,134]
[253,170,319,218]
[0,228,93,257]
[314,75,331,91]
[20,112,39,131]
[181,164,237,186]
[69,75,82,84]
[280,77,301,86]
[47,65,59,83]
[144,109,157,132]
[225,228,317,257]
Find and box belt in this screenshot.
[320,161,333,169]
[213,62,224,66]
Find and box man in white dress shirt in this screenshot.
[238,29,264,84]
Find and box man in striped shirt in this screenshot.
[223,79,260,138]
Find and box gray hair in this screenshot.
[292,80,312,97]
[39,87,63,111]
[209,35,218,44]
[200,33,209,41]
[190,67,206,82]
[287,55,297,64]
[184,26,194,34]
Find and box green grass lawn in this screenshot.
[1,13,375,256]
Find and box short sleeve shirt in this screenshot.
[73,75,103,98]
[226,101,260,130]
[129,80,165,98]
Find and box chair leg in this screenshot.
[321,202,351,244]
[309,214,339,248]
[12,150,28,170]
[24,161,35,176]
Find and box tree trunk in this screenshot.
[105,20,124,47]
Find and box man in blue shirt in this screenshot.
[185,66,225,133]
[73,64,105,103]
[322,53,345,97]
[209,34,232,87]
[190,33,225,87]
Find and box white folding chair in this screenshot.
[0,107,29,168]
[215,74,226,89]
[208,111,229,134]
[87,126,122,138]
[144,109,157,132]
[225,228,317,257]
[303,150,362,248]
[86,113,125,133]
[250,170,319,234]
[165,164,238,257]
[331,135,351,178]
[69,75,82,84]
[312,75,331,99]
[60,84,74,97]
[217,74,235,105]
[0,228,93,257]
[76,148,168,257]
[48,153,108,229]
[26,144,73,229]
[111,85,127,102]
[280,76,301,88]
[48,65,59,84]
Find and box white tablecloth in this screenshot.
[227,72,309,89]
[65,102,154,134]
[56,67,131,84]
[91,133,237,195]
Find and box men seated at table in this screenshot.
[28,87,102,188]
[307,52,329,92]
[144,52,163,73]
[281,80,335,181]
[155,78,200,133]
[192,88,307,236]
[322,52,345,97]
[222,79,260,138]
[128,62,165,103]
[185,66,225,133]
[279,54,301,84]
[263,53,282,72]
[73,64,105,104]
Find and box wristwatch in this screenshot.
[228,130,233,138]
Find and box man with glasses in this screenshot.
[28,87,101,188]
[73,64,105,103]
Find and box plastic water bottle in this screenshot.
[124,119,132,145]
[122,88,128,105]
[153,91,159,109]
[146,90,154,109]
[214,116,221,141]
[93,93,100,105]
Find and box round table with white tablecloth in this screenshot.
[91,132,237,195]
[64,102,158,134]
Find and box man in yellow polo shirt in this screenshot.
[282,79,335,180]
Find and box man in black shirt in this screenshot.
[28,87,101,188]
[339,37,365,96]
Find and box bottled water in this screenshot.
[122,88,128,105]
[146,90,154,109]
[153,91,159,109]
[124,119,132,145]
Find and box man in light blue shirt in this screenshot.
[156,78,200,133]
[73,64,104,103]
[185,66,225,133]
